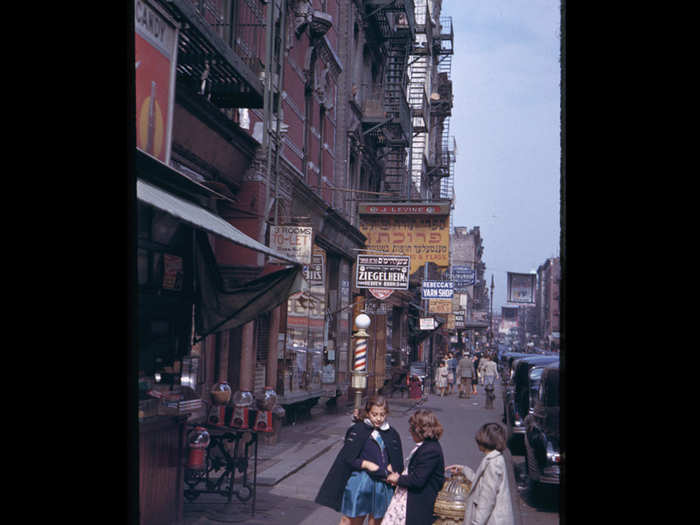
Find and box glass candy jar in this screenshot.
[258,386,278,411]
[210,381,232,405]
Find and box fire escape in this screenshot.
[432,15,454,200]
[361,0,416,201]
[161,0,267,109]
[406,0,432,200]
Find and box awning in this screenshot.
[137,179,299,265]
[194,230,305,340]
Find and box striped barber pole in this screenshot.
[353,337,367,371]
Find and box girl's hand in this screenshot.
[362,460,379,472]
[386,472,400,485]
[387,464,394,473]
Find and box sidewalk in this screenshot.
[181,389,523,525]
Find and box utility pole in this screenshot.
[489,274,494,342]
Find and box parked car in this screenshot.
[504,355,559,443]
[498,352,530,385]
[524,362,560,486]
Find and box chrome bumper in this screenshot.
[539,465,560,485]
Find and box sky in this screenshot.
[441,0,561,311]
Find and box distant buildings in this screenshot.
[536,257,560,349]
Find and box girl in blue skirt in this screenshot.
[315,395,404,525]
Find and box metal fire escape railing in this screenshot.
[163,0,267,109]
[433,15,454,193]
[361,0,415,201]
[406,0,432,199]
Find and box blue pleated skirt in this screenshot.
[341,470,395,518]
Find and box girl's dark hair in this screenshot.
[409,408,443,440]
[475,422,507,452]
[358,394,390,420]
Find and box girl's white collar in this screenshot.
[364,418,390,431]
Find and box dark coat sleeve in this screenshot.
[399,440,445,525]
[314,422,371,511]
[386,427,404,476]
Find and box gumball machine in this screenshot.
[254,386,278,432]
[208,381,232,426]
[186,426,210,470]
[230,390,253,429]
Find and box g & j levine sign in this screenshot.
[355,254,410,290]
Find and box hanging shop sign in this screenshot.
[507,272,536,304]
[428,299,452,314]
[134,0,178,164]
[303,252,325,285]
[355,254,410,290]
[369,288,394,300]
[454,311,466,329]
[419,317,436,330]
[452,265,476,291]
[421,281,454,299]
[447,314,456,330]
[358,203,450,277]
[270,226,313,264]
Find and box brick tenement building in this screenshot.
[536,257,561,349]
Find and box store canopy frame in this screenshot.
[137,178,299,265]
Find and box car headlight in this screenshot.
[546,441,560,464]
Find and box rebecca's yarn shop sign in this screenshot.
[355,255,410,289]
[421,281,454,299]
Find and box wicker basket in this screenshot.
[433,471,472,524]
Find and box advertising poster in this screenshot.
[134,0,178,163]
[428,299,452,314]
[270,226,313,264]
[507,272,536,304]
[358,203,450,277]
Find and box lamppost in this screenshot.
[352,313,371,411]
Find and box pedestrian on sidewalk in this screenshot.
[446,423,515,525]
[471,354,479,395]
[456,352,475,398]
[315,395,404,525]
[481,355,498,388]
[447,353,457,395]
[435,360,449,397]
[384,408,445,525]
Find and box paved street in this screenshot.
[183,382,559,525]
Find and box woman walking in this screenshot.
[435,360,448,397]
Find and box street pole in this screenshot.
[489,274,494,344]
[352,313,371,412]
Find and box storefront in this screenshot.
[136,153,302,525]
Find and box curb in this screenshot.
[256,436,341,486]
[503,448,524,525]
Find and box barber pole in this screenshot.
[353,336,367,371]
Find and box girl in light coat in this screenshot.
[446,423,514,525]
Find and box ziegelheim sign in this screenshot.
[355,254,410,290]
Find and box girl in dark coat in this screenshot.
[384,409,445,525]
[315,395,404,525]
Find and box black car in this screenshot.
[498,352,530,385]
[503,355,559,443]
[524,362,560,486]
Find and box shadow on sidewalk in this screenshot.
[183,485,322,525]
